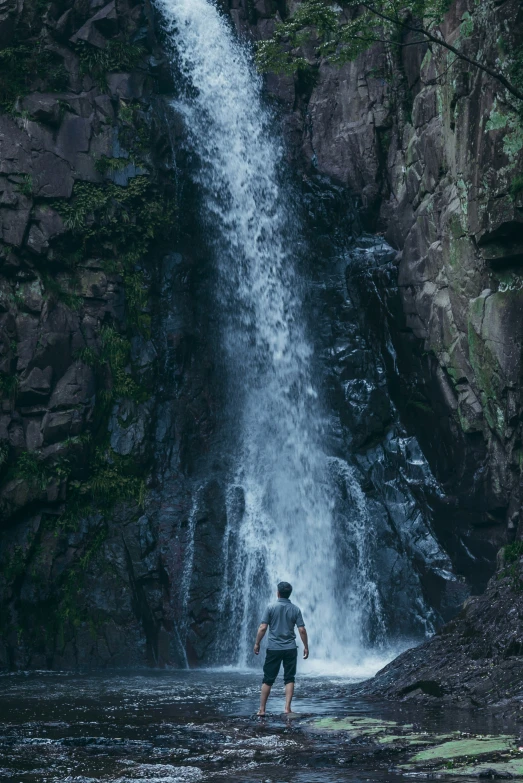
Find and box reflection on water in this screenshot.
[0,671,518,783]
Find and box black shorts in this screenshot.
[263,648,298,686]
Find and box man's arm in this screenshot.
[253,623,268,655]
[298,626,309,659]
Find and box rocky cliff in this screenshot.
[0,0,219,668]
[2,0,522,672]
[230,0,523,583]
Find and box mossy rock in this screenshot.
[409,735,515,762]
[311,716,400,735]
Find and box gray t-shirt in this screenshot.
[261,598,305,650]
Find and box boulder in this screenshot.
[42,408,83,443]
[48,362,95,410]
[18,95,62,127]
[18,366,53,404]
[70,1,118,48]
[32,152,74,198]
[55,114,92,161]
[0,206,30,247]
[106,73,146,100]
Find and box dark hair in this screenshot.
[278,581,292,599]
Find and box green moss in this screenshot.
[55,177,176,261]
[504,126,523,158]
[122,271,151,334]
[0,372,18,398]
[405,398,433,415]
[455,760,523,777]
[486,105,523,161]
[510,175,523,199]
[41,272,82,311]
[77,325,146,402]
[468,321,495,401]
[409,736,515,762]
[1,545,28,584]
[54,176,175,334]
[499,541,523,590]
[459,11,473,39]
[94,156,131,176]
[486,110,510,132]
[0,43,68,111]
[504,541,523,564]
[57,450,145,533]
[312,716,399,733]
[76,40,146,90]
[18,175,33,198]
[11,450,71,491]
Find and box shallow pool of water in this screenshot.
[0,669,519,783]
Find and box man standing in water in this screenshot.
[253,581,309,716]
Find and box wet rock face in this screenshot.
[358,548,523,710]
[230,0,523,575]
[302,183,469,637]
[0,0,218,669]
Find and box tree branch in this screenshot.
[359,1,523,100]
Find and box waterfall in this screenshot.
[154,0,429,673]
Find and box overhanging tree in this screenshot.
[255,0,523,102]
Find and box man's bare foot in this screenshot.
[256,710,266,716]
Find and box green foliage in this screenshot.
[0,441,8,468]
[18,175,33,198]
[94,156,131,176]
[58,449,145,531]
[256,0,450,74]
[2,546,27,584]
[55,177,176,259]
[118,100,135,125]
[510,175,523,199]
[123,270,151,333]
[255,0,522,101]
[99,325,146,400]
[0,372,18,398]
[12,451,71,491]
[89,449,146,508]
[54,176,175,332]
[500,541,523,590]
[56,181,110,232]
[0,43,68,110]
[41,272,82,311]
[503,540,523,565]
[77,40,146,89]
[77,325,146,402]
[117,100,151,158]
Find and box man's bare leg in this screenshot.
[284,682,294,713]
[258,683,271,716]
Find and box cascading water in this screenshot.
[155,0,456,674]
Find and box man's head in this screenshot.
[277,581,292,599]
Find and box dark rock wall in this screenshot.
[0,0,218,668]
[356,546,523,708]
[228,0,523,582]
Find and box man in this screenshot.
[253,581,309,716]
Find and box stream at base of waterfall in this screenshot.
[1,670,521,783]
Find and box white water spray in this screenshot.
[155,0,389,673]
